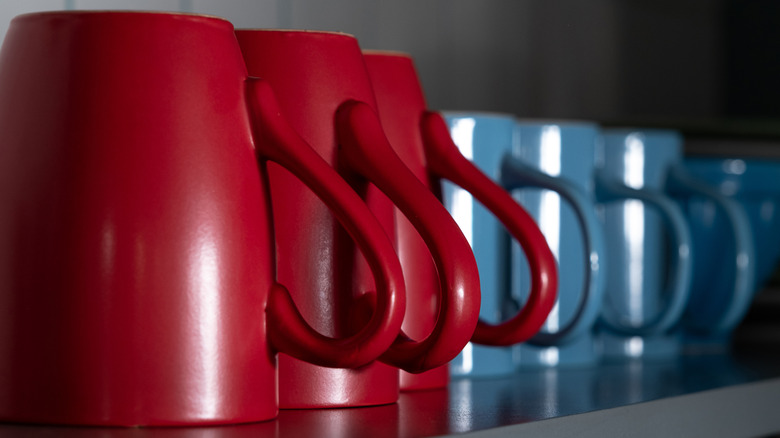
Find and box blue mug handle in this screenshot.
[594,172,692,335]
[500,155,605,346]
[665,164,756,335]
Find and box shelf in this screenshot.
[2,351,779,437]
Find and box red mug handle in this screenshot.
[336,101,481,373]
[246,78,405,368]
[420,111,558,345]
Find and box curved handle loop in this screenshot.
[500,154,605,346]
[420,111,558,346]
[595,172,692,335]
[666,164,756,334]
[336,101,481,373]
[246,78,405,368]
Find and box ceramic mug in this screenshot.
[236,31,484,407]
[675,157,766,352]
[598,129,754,359]
[442,115,605,376]
[684,158,780,291]
[0,12,407,425]
[508,120,608,369]
[363,53,558,389]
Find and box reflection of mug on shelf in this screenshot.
[0,12,409,425]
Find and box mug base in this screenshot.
[450,343,516,379]
[516,335,599,369]
[599,332,681,362]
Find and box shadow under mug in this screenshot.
[0,12,408,425]
[364,53,559,389]
[236,31,484,407]
[442,115,605,376]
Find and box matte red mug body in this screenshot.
[0,12,405,425]
[236,30,482,407]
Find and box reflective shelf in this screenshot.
[2,351,780,437]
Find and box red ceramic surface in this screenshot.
[235,30,481,408]
[0,12,405,426]
[362,52,558,390]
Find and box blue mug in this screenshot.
[442,113,606,377]
[675,157,768,352]
[510,123,692,366]
[507,120,606,368]
[598,129,755,359]
[596,129,694,360]
[684,158,780,289]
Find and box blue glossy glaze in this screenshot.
[672,158,764,352]
[596,129,693,360]
[442,114,607,374]
[509,121,605,368]
[683,158,780,293]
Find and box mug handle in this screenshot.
[420,111,559,346]
[666,164,756,334]
[594,172,693,335]
[499,155,606,346]
[246,78,406,368]
[336,101,481,373]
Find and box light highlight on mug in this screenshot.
[624,134,646,324]
[450,118,476,247]
[539,125,562,332]
[458,342,474,374]
[190,228,223,418]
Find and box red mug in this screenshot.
[361,51,559,390]
[0,12,406,425]
[235,30,483,408]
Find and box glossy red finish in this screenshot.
[362,52,558,390]
[235,30,481,407]
[0,12,404,426]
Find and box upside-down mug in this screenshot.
[684,158,780,293]
[236,31,483,406]
[674,156,761,353]
[0,12,406,425]
[441,115,605,376]
[363,52,558,389]
[598,129,754,359]
[507,120,608,369]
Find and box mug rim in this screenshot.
[362,49,413,59]
[442,110,515,121]
[686,157,780,196]
[515,118,600,129]
[602,127,683,138]
[234,28,356,39]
